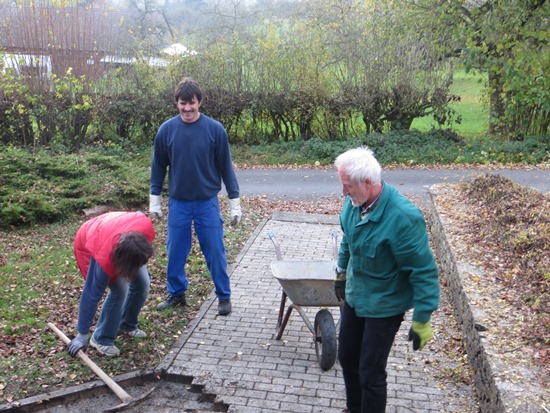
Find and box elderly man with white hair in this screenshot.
[334,146,440,413]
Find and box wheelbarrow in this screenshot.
[268,230,342,371]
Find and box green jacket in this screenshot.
[337,183,439,323]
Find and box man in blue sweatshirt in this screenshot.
[149,77,241,316]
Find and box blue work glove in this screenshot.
[334,266,346,302]
[67,333,88,357]
[408,321,432,351]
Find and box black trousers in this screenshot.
[338,302,404,413]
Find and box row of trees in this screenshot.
[115,0,550,139]
[0,0,547,150]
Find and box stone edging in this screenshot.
[427,193,505,413]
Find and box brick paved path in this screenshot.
[160,213,478,413]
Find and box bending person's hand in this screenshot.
[67,333,89,357]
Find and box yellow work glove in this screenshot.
[408,321,432,351]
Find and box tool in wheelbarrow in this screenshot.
[267,230,342,371]
[47,322,155,412]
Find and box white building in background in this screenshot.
[98,43,198,69]
[1,42,197,79]
[1,53,52,77]
[162,43,198,57]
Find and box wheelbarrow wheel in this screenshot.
[314,309,337,371]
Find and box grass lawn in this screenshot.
[411,70,489,137]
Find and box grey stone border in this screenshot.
[428,191,507,413]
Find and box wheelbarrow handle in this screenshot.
[331,231,339,260]
[267,230,283,261]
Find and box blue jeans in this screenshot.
[80,259,150,346]
[165,196,230,300]
[338,302,404,413]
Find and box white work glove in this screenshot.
[229,198,242,226]
[149,194,163,218]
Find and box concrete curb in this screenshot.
[427,196,505,413]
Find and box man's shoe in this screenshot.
[119,328,147,338]
[90,335,120,357]
[157,294,186,310]
[218,299,232,316]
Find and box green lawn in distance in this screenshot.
[411,71,489,137]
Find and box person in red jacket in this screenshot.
[68,211,155,357]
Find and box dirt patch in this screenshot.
[1,374,228,413]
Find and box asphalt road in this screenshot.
[228,168,550,201]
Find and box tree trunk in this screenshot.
[488,70,508,137]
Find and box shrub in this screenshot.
[0,146,151,228]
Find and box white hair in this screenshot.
[334,146,381,184]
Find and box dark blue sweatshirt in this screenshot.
[150,114,240,200]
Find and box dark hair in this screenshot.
[174,77,202,103]
[112,232,154,281]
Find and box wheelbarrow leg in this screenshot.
[276,302,318,340]
[275,292,296,340]
[276,291,288,329]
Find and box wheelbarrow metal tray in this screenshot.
[270,260,340,307]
